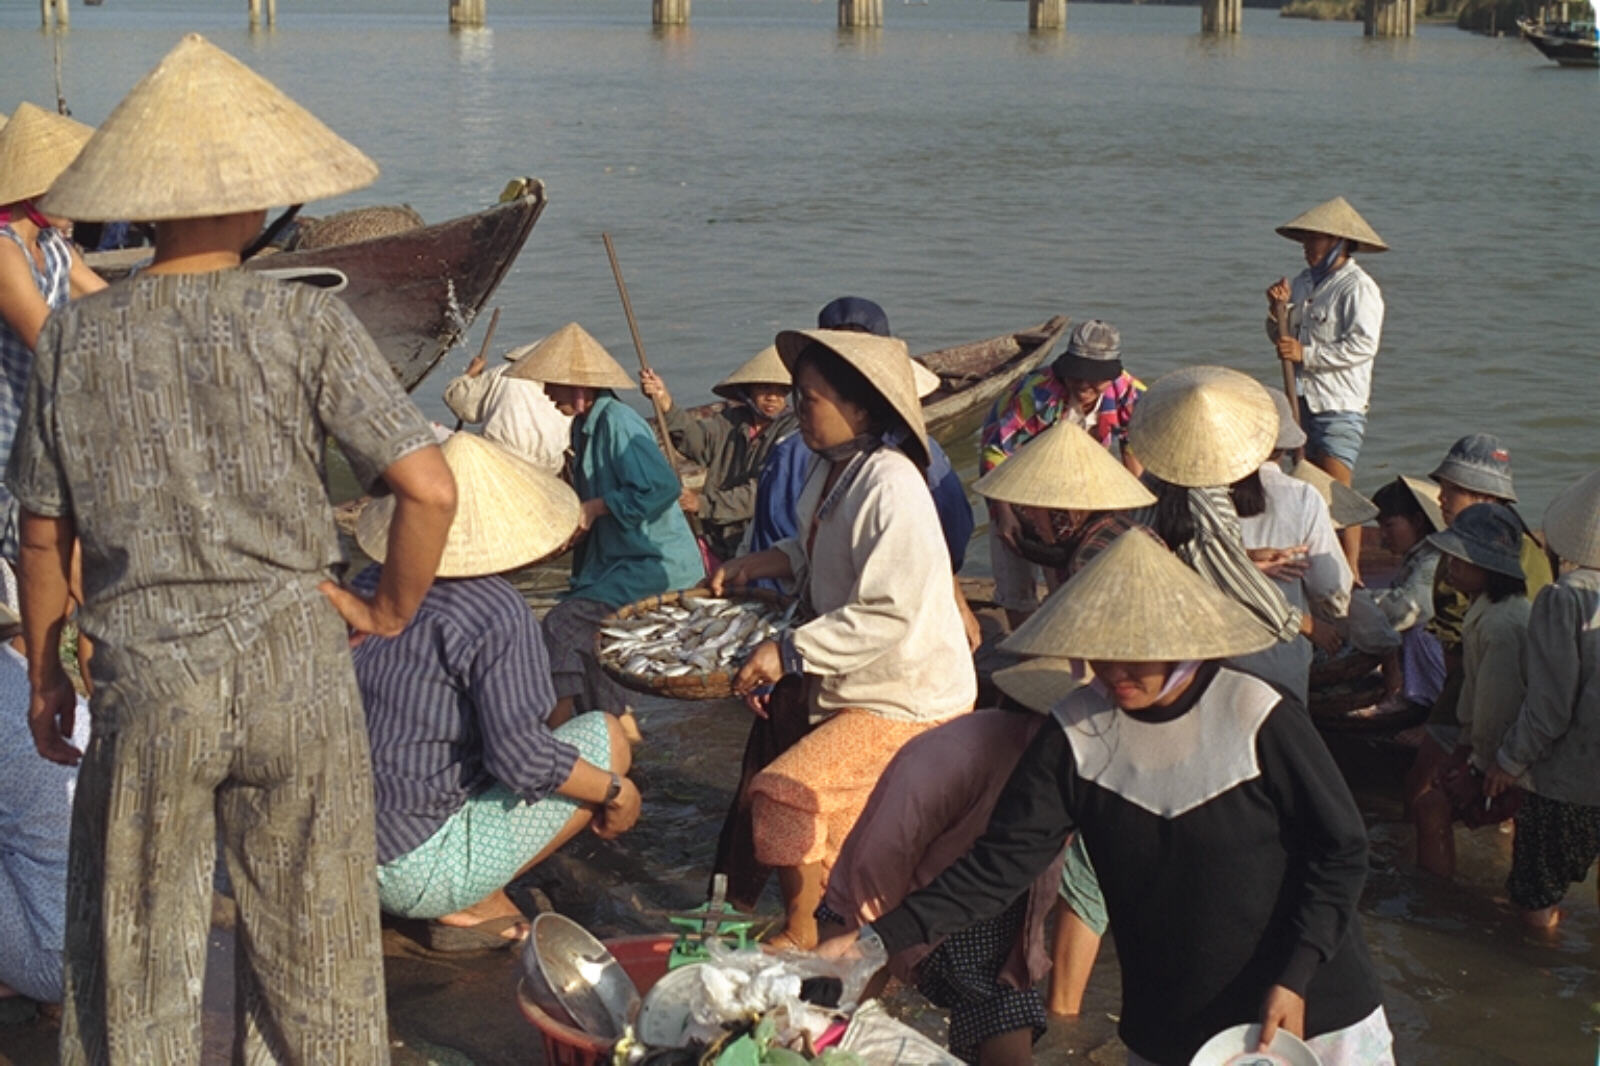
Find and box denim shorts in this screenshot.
[1299,400,1367,470]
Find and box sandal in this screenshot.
[416,914,530,954]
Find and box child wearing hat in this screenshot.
[979,319,1143,630]
[1485,471,1600,932]
[1410,503,1531,881]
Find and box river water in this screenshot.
[2,2,1598,1063]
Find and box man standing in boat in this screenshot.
[8,35,456,1063]
[1267,196,1387,581]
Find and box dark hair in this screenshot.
[1372,481,1423,521]
[1229,470,1267,519]
[1149,476,1197,550]
[1483,570,1527,603]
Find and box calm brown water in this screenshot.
[1,2,1597,1062]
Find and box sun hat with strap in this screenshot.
[1126,365,1278,488]
[0,102,94,207]
[1275,196,1389,254]
[775,328,929,469]
[504,322,636,391]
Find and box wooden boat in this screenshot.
[686,314,1071,447]
[85,178,549,392]
[1517,17,1599,66]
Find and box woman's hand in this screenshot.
[593,777,643,839]
[28,671,82,766]
[1483,763,1519,799]
[709,549,793,596]
[1257,984,1306,1050]
[1276,335,1304,364]
[1266,277,1292,307]
[1249,546,1310,581]
[812,930,861,961]
[733,641,784,717]
[578,497,609,532]
[992,502,1022,551]
[639,368,673,411]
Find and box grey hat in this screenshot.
[1427,501,1524,579]
[1430,433,1517,502]
[1051,319,1123,384]
[1270,390,1307,452]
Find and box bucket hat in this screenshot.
[1050,319,1123,384]
[1427,502,1524,580]
[1269,390,1307,452]
[993,659,1084,714]
[1001,528,1278,661]
[1541,469,1600,569]
[1373,475,1445,536]
[816,296,890,338]
[0,102,94,207]
[712,345,791,402]
[1290,460,1378,530]
[504,323,637,391]
[42,34,378,222]
[1275,196,1389,254]
[1126,366,1278,488]
[974,420,1156,512]
[356,432,579,578]
[1430,433,1516,501]
[776,328,929,468]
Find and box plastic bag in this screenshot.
[837,1001,963,1066]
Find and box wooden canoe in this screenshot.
[85,178,549,393]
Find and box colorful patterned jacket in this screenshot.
[979,368,1143,474]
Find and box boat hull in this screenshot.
[1519,19,1599,66]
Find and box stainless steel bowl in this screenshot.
[519,913,640,1039]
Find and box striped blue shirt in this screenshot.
[351,568,579,864]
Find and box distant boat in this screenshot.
[1517,17,1599,67]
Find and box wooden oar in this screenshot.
[451,305,502,431]
[1275,302,1305,463]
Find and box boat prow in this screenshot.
[1518,17,1599,66]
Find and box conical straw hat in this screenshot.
[974,420,1155,512]
[1542,469,1600,569]
[775,328,929,468]
[993,658,1084,714]
[505,323,636,390]
[0,102,94,207]
[712,345,790,401]
[41,34,378,222]
[1126,366,1278,488]
[1290,460,1378,530]
[1001,529,1278,661]
[356,433,579,578]
[1276,196,1388,254]
[911,359,942,400]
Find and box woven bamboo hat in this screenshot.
[776,328,930,468]
[712,345,790,401]
[993,658,1084,713]
[41,34,378,222]
[1001,529,1277,661]
[1276,196,1388,254]
[0,102,94,207]
[1385,475,1447,535]
[1290,460,1379,530]
[911,360,941,400]
[505,323,636,390]
[356,433,579,578]
[1542,469,1600,569]
[974,421,1155,512]
[1126,366,1278,488]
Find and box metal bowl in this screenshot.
[519,914,641,1040]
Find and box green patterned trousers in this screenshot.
[59,595,390,1065]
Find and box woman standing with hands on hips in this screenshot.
[709,328,976,950]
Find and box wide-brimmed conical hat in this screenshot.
[776,328,929,468]
[1542,469,1600,569]
[1126,366,1278,488]
[1290,460,1379,530]
[974,421,1155,512]
[1389,475,1446,535]
[712,345,790,401]
[356,433,579,578]
[911,360,941,400]
[1001,529,1277,661]
[993,658,1084,714]
[42,34,378,222]
[0,102,94,207]
[504,323,636,390]
[1276,196,1388,254]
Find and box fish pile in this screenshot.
[598,598,795,681]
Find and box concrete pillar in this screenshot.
[248,0,261,28]
[1365,0,1413,35]
[653,0,690,26]
[1201,0,1240,33]
[838,0,882,30]
[267,0,277,26]
[41,0,68,28]
[449,0,486,27]
[1029,0,1066,30]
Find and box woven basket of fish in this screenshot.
[595,589,797,701]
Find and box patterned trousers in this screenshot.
[60,596,389,1065]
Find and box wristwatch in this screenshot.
[603,772,624,805]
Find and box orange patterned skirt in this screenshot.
[750,709,945,871]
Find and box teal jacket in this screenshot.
[567,394,703,607]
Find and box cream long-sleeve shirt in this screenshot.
[774,447,976,723]
[441,363,571,473]
[1267,258,1384,415]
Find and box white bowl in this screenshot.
[1189,1024,1322,1066]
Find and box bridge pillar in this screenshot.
[1201,0,1240,33]
[838,0,882,30]
[449,0,487,27]
[1029,0,1066,30]
[1365,0,1413,34]
[653,0,690,25]
[41,0,68,29]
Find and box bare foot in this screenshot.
[1521,906,1560,934]
[619,712,643,746]
[764,927,817,952]
[437,890,528,942]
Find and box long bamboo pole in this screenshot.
[1275,302,1305,463]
